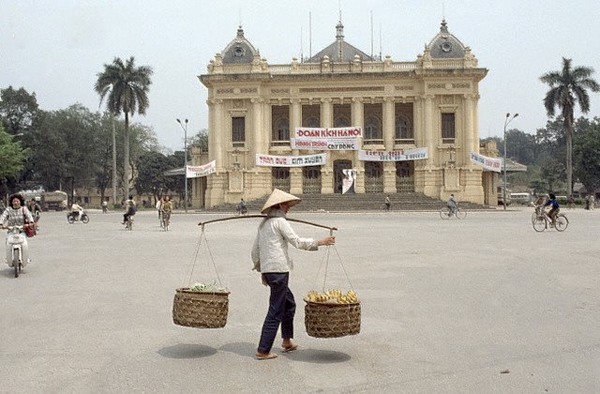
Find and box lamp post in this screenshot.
[503,113,519,211]
[176,118,189,213]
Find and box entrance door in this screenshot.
[334,160,353,194]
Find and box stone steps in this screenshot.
[205,192,494,213]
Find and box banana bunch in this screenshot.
[305,289,359,304]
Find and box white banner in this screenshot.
[255,153,327,167]
[294,126,362,139]
[358,147,428,162]
[470,152,502,172]
[186,160,216,178]
[342,169,357,194]
[290,138,359,151]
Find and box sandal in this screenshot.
[256,352,278,360]
[282,344,298,353]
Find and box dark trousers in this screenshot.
[258,272,295,353]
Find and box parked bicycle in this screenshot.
[439,205,467,219]
[531,206,568,232]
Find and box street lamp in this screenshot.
[503,113,519,211]
[176,118,189,213]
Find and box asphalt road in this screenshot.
[2,207,599,393]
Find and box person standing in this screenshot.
[384,195,391,211]
[156,196,163,226]
[161,196,173,228]
[251,189,335,360]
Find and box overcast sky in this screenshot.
[2,0,599,152]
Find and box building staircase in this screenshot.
[203,192,495,214]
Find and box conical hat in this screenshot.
[261,189,301,214]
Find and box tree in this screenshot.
[134,151,171,202]
[574,119,600,193]
[540,57,600,195]
[505,129,537,165]
[0,86,39,136]
[95,57,153,199]
[0,123,29,195]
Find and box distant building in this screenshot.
[193,19,490,208]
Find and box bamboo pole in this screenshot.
[198,215,337,231]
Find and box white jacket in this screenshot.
[251,209,318,273]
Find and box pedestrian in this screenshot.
[384,195,391,211]
[156,196,163,226]
[251,189,335,360]
[102,198,108,213]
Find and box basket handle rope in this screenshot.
[314,228,354,292]
[182,224,225,289]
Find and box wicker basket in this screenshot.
[172,288,229,328]
[304,300,361,338]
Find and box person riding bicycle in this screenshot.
[122,196,136,225]
[1,193,34,265]
[447,194,457,215]
[71,201,84,220]
[544,193,560,227]
[161,196,172,227]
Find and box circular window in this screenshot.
[441,41,452,53]
[234,46,245,57]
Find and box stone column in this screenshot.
[352,97,365,193]
[320,98,334,193]
[290,99,303,194]
[383,97,396,193]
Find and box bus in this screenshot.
[510,192,533,205]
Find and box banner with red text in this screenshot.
[255,153,327,167]
[186,160,216,178]
[470,151,502,172]
[358,147,428,161]
[294,126,362,139]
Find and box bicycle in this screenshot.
[439,206,467,219]
[531,208,568,232]
[161,211,171,231]
[125,215,134,231]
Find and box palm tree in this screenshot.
[540,57,599,196]
[94,57,153,199]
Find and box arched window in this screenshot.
[334,116,350,127]
[395,115,413,140]
[364,116,381,140]
[305,117,320,128]
[273,118,289,141]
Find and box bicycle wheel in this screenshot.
[530,212,538,224]
[532,216,547,232]
[439,207,451,219]
[456,208,467,219]
[555,214,569,232]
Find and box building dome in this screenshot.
[427,19,466,59]
[221,26,258,64]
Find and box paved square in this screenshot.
[2,207,599,392]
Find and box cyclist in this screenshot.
[544,193,560,227]
[122,196,136,225]
[447,194,457,215]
